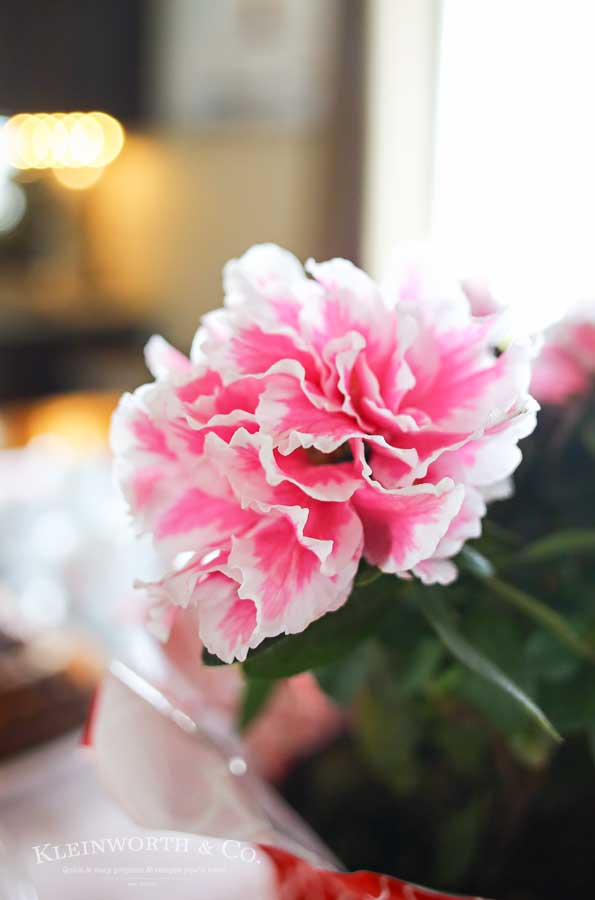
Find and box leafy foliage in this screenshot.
[416,588,561,741]
[274,388,595,891]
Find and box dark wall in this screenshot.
[0,0,148,122]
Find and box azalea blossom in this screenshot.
[531,304,595,404]
[112,245,537,663]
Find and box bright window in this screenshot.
[432,0,595,333]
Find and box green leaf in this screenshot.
[540,668,595,732]
[460,552,595,664]
[396,637,445,697]
[243,579,392,679]
[484,576,595,663]
[355,688,422,795]
[450,601,535,738]
[526,630,581,683]
[376,588,430,654]
[315,643,375,705]
[510,529,595,565]
[455,672,533,738]
[237,676,277,731]
[416,590,561,742]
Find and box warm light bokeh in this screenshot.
[53,166,105,190]
[1,392,118,452]
[1,112,124,171]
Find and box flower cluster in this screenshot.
[531,304,595,404]
[112,245,536,663]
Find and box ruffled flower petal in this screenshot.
[352,481,465,574]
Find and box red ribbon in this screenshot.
[80,684,101,747]
[261,844,486,900]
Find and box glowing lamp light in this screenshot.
[18,392,117,453]
[53,166,105,190]
[0,112,125,190]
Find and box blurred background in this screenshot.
[4,0,595,450]
[2,2,595,894]
[0,0,362,447]
[3,0,595,453]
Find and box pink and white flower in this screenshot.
[531,304,595,404]
[112,245,537,663]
